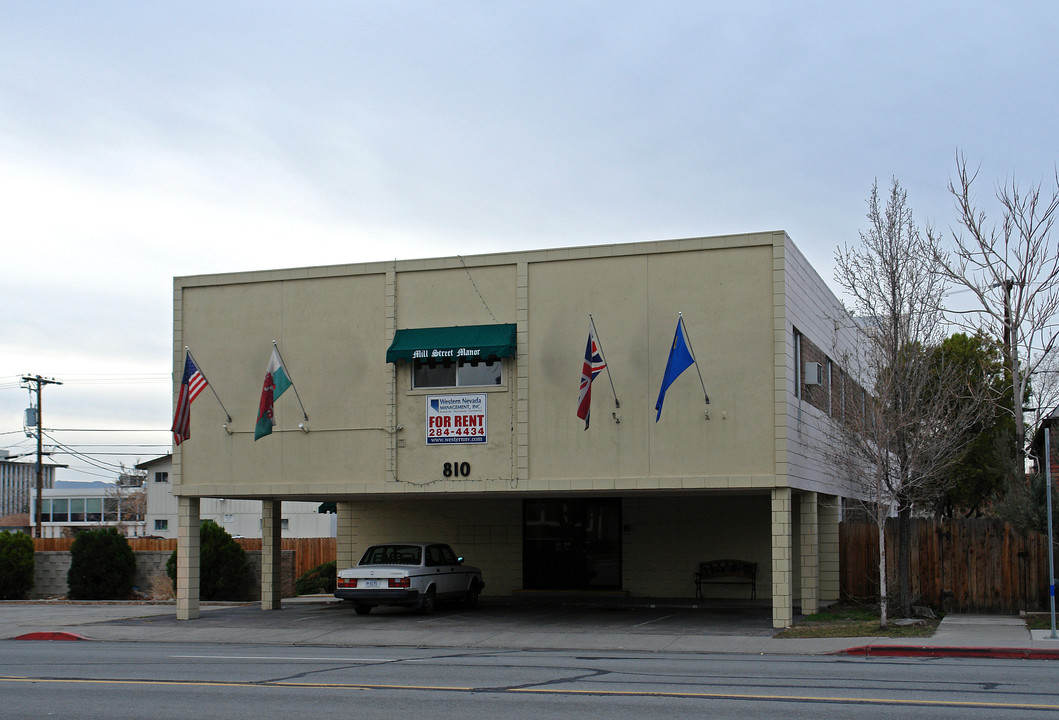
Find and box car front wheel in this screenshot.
[419,587,436,615]
[463,582,480,610]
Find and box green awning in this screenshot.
[386,323,517,363]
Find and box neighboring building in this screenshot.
[29,480,147,539]
[172,232,864,628]
[0,451,57,518]
[0,513,30,533]
[138,454,335,538]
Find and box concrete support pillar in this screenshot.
[799,491,819,616]
[336,501,355,573]
[176,495,200,620]
[771,487,793,629]
[261,499,282,610]
[819,494,841,605]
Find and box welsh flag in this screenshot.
[254,346,292,440]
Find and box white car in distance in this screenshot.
[335,542,485,615]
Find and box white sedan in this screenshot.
[335,542,485,615]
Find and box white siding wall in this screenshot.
[780,236,863,498]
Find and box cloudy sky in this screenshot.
[1,2,1057,482]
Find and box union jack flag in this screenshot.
[172,352,208,445]
[576,324,607,430]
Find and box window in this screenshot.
[412,358,502,389]
[154,519,168,531]
[154,471,168,483]
[70,498,85,522]
[52,498,69,522]
[281,518,289,530]
[86,498,102,522]
[40,498,51,522]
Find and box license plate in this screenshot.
[362,579,382,589]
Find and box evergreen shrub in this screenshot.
[0,531,35,599]
[166,520,252,601]
[67,527,136,600]
[295,560,336,595]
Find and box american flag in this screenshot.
[172,353,208,445]
[576,324,607,430]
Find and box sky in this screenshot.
[2,1,1058,483]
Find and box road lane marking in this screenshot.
[169,655,399,662]
[2,676,1057,711]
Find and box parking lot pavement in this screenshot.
[5,599,1057,658]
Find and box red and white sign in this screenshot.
[426,394,487,445]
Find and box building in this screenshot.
[0,451,56,519]
[172,232,863,628]
[138,454,335,538]
[30,481,148,538]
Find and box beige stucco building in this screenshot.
[172,231,860,628]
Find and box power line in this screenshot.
[44,428,169,433]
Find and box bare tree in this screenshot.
[106,464,147,536]
[933,152,1059,483]
[834,178,990,623]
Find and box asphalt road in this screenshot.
[2,640,1058,719]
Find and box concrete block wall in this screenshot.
[31,549,295,600]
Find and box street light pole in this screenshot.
[1046,423,1057,638]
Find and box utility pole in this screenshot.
[21,375,62,538]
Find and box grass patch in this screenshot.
[1025,614,1058,631]
[775,603,939,639]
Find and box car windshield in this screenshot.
[359,545,422,566]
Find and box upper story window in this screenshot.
[412,358,502,389]
[154,471,168,483]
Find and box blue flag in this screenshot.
[655,318,695,421]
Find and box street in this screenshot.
[2,640,1057,719]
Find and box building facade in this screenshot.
[1,453,56,519]
[172,232,862,627]
[30,482,147,538]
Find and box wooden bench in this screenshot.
[694,559,757,600]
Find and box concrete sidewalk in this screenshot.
[3,597,1059,659]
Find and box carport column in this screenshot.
[176,495,200,620]
[799,491,819,616]
[336,501,355,575]
[771,487,793,629]
[818,494,841,604]
[261,499,282,610]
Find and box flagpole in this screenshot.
[677,313,710,405]
[272,341,309,422]
[588,314,620,409]
[185,347,233,423]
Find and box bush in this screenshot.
[295,560,336,595]
[67,528,136,600]
[0,532,35,599]
[166,520,252,601]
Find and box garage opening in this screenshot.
[522,497,621,590]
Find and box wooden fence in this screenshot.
[33,537,336,580]
[841,518,1055,614]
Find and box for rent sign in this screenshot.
[426,394,487,444]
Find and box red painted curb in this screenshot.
[13,631,88,641]
[841,645,1059,660]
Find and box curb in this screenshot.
[13,631,88,642]
[842,645,1059,660]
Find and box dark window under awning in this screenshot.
[385,323,517,363]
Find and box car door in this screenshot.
[427,544,463,598]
